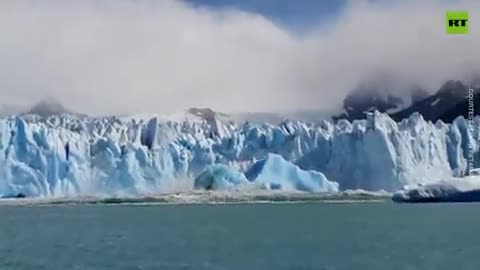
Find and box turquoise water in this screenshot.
[0,202,479,270]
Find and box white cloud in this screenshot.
[0,0,478,115]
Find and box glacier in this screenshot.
[0,111,478,198]
[244,153,339,192]
[194,164,251,191]
[193,154,339,192]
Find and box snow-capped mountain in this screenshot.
[333,78,430,122]
[0,98,80,119]
[214,109,333,125]
[25,98,73,117]
[392,80,480,123]
[334,79,479,123]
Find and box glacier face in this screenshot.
[0,111,478,197]
[193,154,339,193]
[244,153,339,192]
[194,164,250,191]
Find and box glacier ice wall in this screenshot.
[193,154,339,192]
[244,153,339,192]
[0,111,479,197]
[194,164,250,190]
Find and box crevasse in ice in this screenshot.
[0,111,478,197]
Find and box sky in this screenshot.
[0,0,479,115]
[183,0,347,30]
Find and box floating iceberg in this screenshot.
[0,111,478,197]
[392,175,480,203]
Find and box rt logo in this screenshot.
[446,11,468,34]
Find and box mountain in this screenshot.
[391,80,480,122]
[184,107,333,125]
[229,110,332,124]
[25,98,72,117]
[333,78,429,122]
[335,79,480,123]
[438,93,480,123]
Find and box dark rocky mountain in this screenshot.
[333,80,429,122]
[437,92,480,123]
[334,79,480,123]
[391,80,480,122]
[25,98,72,117]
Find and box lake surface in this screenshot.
[0,202,479,270]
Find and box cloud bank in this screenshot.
[0,0,479,115]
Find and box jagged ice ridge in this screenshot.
[0,111,478,197]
